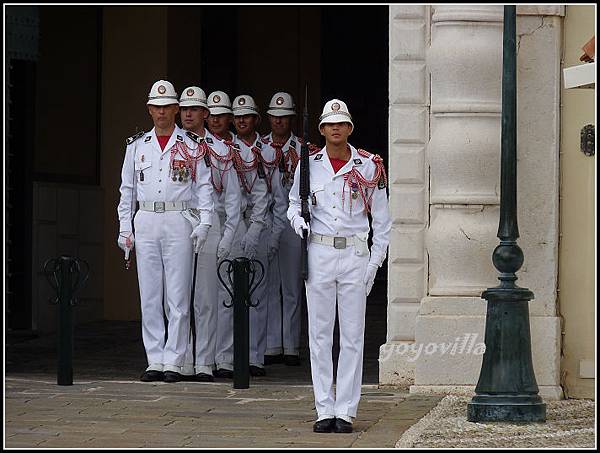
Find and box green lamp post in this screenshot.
[467,6,546,423]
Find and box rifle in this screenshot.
[299,86,311,281]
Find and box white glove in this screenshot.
[190,224,211,253]
[217,233,233,262]
[241,222,263,260]
[291,217,310,239]
[363,262,379,296]
[118,231,135,254]
[267,235,280,262]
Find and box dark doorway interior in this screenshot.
[7,59,36,331]
[321,7,389,161]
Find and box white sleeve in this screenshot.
[221,162,242,240]
[270,168,288,242]
[192,160,214,226]
[286,163,302,226]
[368,175,391,267]
[247,169,269,227]
[117,144,136,232]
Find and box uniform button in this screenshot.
[159,179,162,182]
[158,190,161,193]
[334,218,338,221]
[161,156,164,160]
[160,168,162,171]
[333,206,336,209]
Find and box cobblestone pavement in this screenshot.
[5,284,446,448]
[5,377,441,448]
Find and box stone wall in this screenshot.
[384,5,563,400]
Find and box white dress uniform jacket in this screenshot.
[117,125,214,373]
[287,144,391,420]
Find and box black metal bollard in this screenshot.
[43,255,89,386]
[218,257,264,389]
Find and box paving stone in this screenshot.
[5,315,439,448]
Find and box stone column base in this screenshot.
[379,342,416,388]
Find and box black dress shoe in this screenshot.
[313,418,335,433]
[140,370,164,382]
[333,418,353,433]
[249,365,266,377]
[264,354,283,365]
[163,371,182,383]
[214,368,234,378]
[180,374,197,382]
[283,354,301,366]
[195,372,214,382]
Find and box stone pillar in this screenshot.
[406,5,563,400]
[380,5,430,386]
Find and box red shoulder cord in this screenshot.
[255,136,284,193]
[203,135,236,194]
[264,141,285,193]
[169,140,207,183]
[230,136,263,194]
[341,148,387,215]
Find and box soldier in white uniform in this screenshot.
[117,80,214,383]
[177,86,242,382]
[262,92,305,367]
[206,91,260,378]
[288,99,391,433]
[232,94,284,376]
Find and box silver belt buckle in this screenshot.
[333,237,346,249]
[154,201,166,213]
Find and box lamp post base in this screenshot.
[468,394,546,422]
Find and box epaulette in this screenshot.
[357,148,383,163]
[357,148,372,159]
[125,131,145,145]
[308,143,322,155]
[186,130,203,144]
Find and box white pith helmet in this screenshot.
[267,92,296,117]
[147,80,179,106]
[318,99,353,129]
[232,94,260,118]
[179,86,208,108]
[207,90,233,115]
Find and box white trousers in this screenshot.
[266,223,302,356]
[305,241,369,419]
[182,212,221,375]
[134,210,192,370]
